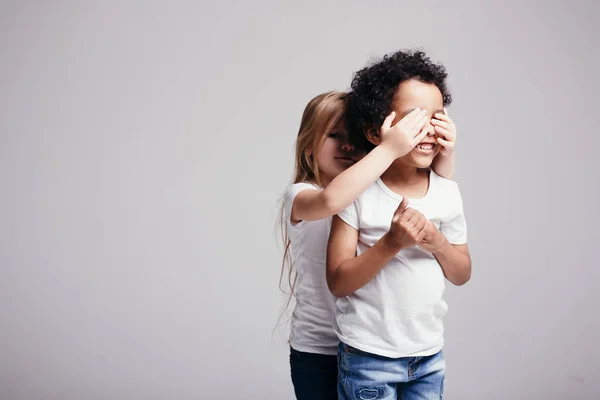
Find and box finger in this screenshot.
[415,228,427,243]
[444,107,448,116]
[431,119,451,130]
[401,208,415,223]
[434,126,454,140]
[399,108,422,126]
[437,137,454,148]
[433,112,452,123]
[406,109,428,129]
[394,196,409,216]
[412,220,426,241]
[412,127,429,144]
[411,113,430,133]
[381,111,396,131]
[414,221,429,242]
[415,218,427,233]
[406,211,422,227]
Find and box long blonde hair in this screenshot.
[277,91,347,316]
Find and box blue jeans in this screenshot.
[290,347,338,400]
[337,342,445,400]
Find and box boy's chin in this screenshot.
[412,155,435,168]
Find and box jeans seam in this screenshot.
[343,344,350,397]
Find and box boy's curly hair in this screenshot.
[346,49,452,152]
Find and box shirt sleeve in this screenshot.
[440,182,468,245]
[337,200,360,231]
[283,182,319,228]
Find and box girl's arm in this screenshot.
[292,109,430,223]
[292,145,396,223]
[431,151,455,179]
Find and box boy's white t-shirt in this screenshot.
[335,170,467,358]
[283,182,338,356]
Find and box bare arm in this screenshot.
[292,145,397,222]
[326,216,401,298]
[430,108,457,179]
[326,198,427,298]
[432,241,471,286]
[431,151,455,180]
[420,220,471,286]
[291,109,431,223]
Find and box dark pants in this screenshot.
[290,347,338,400]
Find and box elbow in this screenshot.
[327,278,345,298]
[326,270,349,298]
[330,287,349,299]
[329,285,348,299]
[321,192,343,216]
[452,263,472,286]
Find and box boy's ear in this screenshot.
[365,126,382,146]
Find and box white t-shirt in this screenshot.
[335,169,467,358]
[283,182,339,355]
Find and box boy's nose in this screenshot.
[425,121,436,136]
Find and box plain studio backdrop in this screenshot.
[1,1,599,399]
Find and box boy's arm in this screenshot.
[326,198,427,298]
[326,216,401,298]
[421,229,471,285]
[434,242,471,285]
[419,181,471,285]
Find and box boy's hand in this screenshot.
[431,108,456,157]
[380,109,430,158]
[419,221,448,253]
[386,197,428,250]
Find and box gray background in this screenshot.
[1,0,598,399]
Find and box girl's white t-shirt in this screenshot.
[335,170,468,358]
[283,182,338,356]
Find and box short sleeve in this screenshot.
[283,182,319,228]
[337,201,360,231]
[440,183,468,245]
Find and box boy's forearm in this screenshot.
[432,240,471,286]
[329,233,400,298]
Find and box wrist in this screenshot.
[438,149,455,159]
[431,235,451,255]
[377,143,402,161]
[382,232,403,253]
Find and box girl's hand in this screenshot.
[431,108,456,157]
[380,109,430,158]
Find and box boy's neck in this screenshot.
[380,163,431,198]
[380,164,424,186]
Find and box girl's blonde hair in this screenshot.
[277,91,347,319]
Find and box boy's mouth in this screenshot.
[416,143,435,150]
[414,142,437,154]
